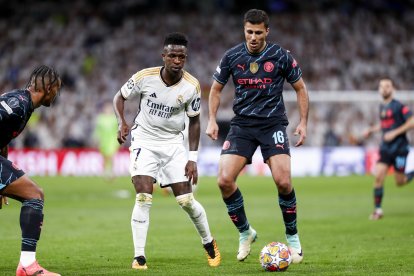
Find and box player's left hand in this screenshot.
[185,161,198,185]
[383,130,397,142]
[293,123,307,147]
[0,195,8,209]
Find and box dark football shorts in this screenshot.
[0,155,25,191]
[221,122,290,164]
[378,146,409,173]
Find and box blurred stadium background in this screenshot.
[1,0,414,177]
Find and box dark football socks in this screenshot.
[279,189,297,235]
[223,188,249,233]
[374,187,383,209]
[20,199,44,251]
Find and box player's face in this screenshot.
[162,45,187,75]
[244,22,269,53]
[378,79,394,100]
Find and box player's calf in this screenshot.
[176,193,213,242]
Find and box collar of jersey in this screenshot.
[244,42,268,56]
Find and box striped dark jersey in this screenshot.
[213,42,302,123]
[379,99,413,151]
[0,89,34,148]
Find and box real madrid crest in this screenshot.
[249,62,259,74]
[176,95,184,105]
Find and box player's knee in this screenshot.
[374,175,384,185]
[28,181,44,200]
[135,193,153,207]
[217,174,235,191]
[176,193,204,219]
[176,193,194,209]
[395,178,406,187]
[132,176,153,194]
[394,173,407,187]
[275,179,291,194]
[38,187,44,200]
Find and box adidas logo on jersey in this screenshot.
[150,93,157,98]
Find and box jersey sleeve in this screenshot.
[282,49,302,84]
[401,104,413,120]
[120,71,144,100]
[0,93,30,146]
[212,52,231,85]
[0,95,26,123]
[186,81,201,117]
[0,99,14,126]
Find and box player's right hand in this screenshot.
[185,161,198,185]
[293,122,307,147]
[0,195,8,209]
[362,129,371,139]
[117,123,130,144]
[206,120,219,140]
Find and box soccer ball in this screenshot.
[259,242,292,272]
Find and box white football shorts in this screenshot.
[129,143,189,187]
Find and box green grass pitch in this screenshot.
[1,175,413,275]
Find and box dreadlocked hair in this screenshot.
[26,65,60,92]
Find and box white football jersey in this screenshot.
[120,66,201,146]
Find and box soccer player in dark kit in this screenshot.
[0,65,62,276]
[206,9,309,263]
[364,78,414,220]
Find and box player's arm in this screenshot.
[113,91,130,145]
[0,193,8,209]
[363,124,381,138]
[0,103,11,208]
[186,114,200,185]
[384,115,414,142]
[206,80,224,140]
[0,104,11,158]
[0,146,8,208]
[291,78,309,147]
[0,145,8,208]
[188,114,200,152]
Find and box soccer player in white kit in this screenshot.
[113,32,220,269]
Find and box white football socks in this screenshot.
[176,193,213,244]
[20,251,36,267]
[131,193,152,258]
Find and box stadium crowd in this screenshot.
[1,0,413,148]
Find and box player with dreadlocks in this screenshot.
[0,65,62,276]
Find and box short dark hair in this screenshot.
[379,77,396,88]
[379,77,394,84]
[26,65,60,92]
[163,32,188,47]
[244,9,269,28]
